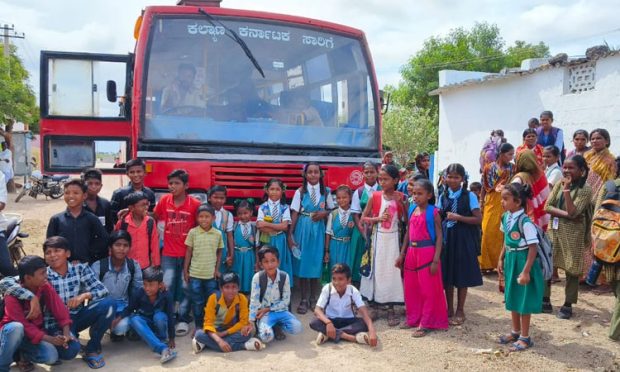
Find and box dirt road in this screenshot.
[6,176,619,371]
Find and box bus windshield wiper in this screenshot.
[198,8,265,78]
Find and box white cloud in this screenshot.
[3,0,620,91]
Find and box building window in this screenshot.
[566,62,596,94]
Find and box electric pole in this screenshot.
[1,24,25,58]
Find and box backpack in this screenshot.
[258,270,287,304]
[98,257,137,287]
[120,217,155,267]
[323,284,357,315]
[517,214,553,280]
[591,180,620,265]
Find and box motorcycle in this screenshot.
[0,213,28,268]
[15,171,69,203]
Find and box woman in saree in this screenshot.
[511,149,551,230]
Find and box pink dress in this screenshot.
[403,208,449,329]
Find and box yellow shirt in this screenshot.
[203,293,249,335]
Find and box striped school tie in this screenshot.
[340,210,348,228]
[311,188,318,206]
[242,223,250,240]
[447,196,458,228]
[271,203,280,223]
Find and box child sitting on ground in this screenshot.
[0,236,114,369]
[124,266,177,364]
[311,263,377,346]
[91,230,143,341]
[192,272,263,353]
[0,256,80,371]
[249,246,302,343]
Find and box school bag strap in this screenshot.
[120,217,155,267]
[214,293,241,327]
[408,203,437,244]
[323,284,356,315]
[258,271,287,303]
[98,257,136,287]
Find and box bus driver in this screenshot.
[161,63,206,114]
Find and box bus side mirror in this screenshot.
[379,90,391,115]
[106,80,118,103]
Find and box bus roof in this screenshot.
[142,5,366,38]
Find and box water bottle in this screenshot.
[585,260,603,287]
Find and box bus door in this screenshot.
[40,51,132,173]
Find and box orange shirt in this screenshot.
[115,214,160,269]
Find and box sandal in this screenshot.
[160,348,177,364]
[273,325,286,341]
[297,300,309,315]
[175,322,189,337]
[386,309,400,327]
[412,328,432,338]
[498,331,520,345]
[449,316,465,326]
[355,332,370,345]
[509,336,533,352]
[83,353,106,369]
[17,360,34,372]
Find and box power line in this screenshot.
[1,24,25,58]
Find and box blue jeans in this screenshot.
[0,322,24,371]
[194,330,251,352]
[129,312,169,354]
[71,297,114,354]
[256,311,303,343]
[188,277,219,328]
[112,300,130,336]
[162,255,190,323]
[19,337,80,365]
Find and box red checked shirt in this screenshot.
[0,282,72,344]
[154,194,201,258]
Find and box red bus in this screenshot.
[39,0,382,202]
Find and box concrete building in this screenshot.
[430,51,620,179]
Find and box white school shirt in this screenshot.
[316,283,366,319]
[290,183,335,212]
[351,183,379,213]
[215,208,234,232]
[256,199,292,222]
[545,163,562,187]
[499,209,539,248]
[326,207,351,236]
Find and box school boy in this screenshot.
[192,272,263,353]
[83,168,114,234]
[249,246,302,343]
[153,169,201,336]
[46,178,109,264]
[115,191,160,269]
[0,236,114,369]
[311,263,377,346]
[91,230,143,341]
[110,158,156,225]
[0,256,80,371]
[124,266,177,364]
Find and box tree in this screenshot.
[382,104,437,165]
[0,44,39,133]
[387,23,550,152]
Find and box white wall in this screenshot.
[437,54,620,181]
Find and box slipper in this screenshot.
[355,332,370,345]
[273,325,287,341]
[192,338,205,354]
[498,331,520,345]
[449,317,465,326]
[297,300,309,315]
[17,360,34,372]
[315,332,328,345]
[386,310,399,327]
[412,328,432,338]
[245,337,265,351]
[175,322,189,337]
[509,336,533,352]
[83,353,106,369]
[160,348,177,364]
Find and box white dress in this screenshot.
[360,194,404,304]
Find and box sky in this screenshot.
[3,0,620,91]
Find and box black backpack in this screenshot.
[323,284,356,315]
[98,257,137,287]
[120,217,155,267]
[214,293,241,328]
[258,271,287,304]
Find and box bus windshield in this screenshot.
[142,16,378,150]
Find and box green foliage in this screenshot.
[382,104,437,165]
[386,22,550,154]
[0,44,38,132]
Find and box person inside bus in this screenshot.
[161,63,206,114]
[275,90,323,126]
